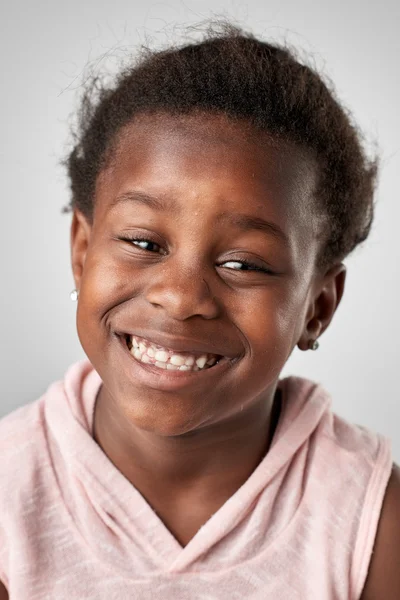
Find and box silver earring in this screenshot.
[309,339,319,351]
[70,289,79,302]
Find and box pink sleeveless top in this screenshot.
[0,359,392,599]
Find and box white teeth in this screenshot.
[154,350,169,362]
[155,360,168,369]
[170,354,186,366]
[196,356,208,369]
[128,335,222,372]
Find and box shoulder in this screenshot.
[0,581,8,600]
[0,397,54,592]
[0,397,48,495]
[360,462,400,599]
[0,398,44,453]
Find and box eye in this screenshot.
[118,236,274,274]
[221,259,273,274]
[119,235,162,253]
[132,239,161,252]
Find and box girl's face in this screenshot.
[71,113,338,436]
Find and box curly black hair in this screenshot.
[62,22,379,273]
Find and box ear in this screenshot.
[70,209,93,291]
[297,262,347,351]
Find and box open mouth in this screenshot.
[124,334,224,373]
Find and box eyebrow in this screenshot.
[110,190,290,247]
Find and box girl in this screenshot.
[0,23,398,599]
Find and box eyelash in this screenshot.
[118,235,274,275]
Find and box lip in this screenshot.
[116,333,236,392]
[115,329,237,359]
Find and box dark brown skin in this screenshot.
[2,110,380,598]
[359,464,400,599]
[72,112,338,543]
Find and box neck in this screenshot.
[93,385,281,546]
[93,386,281,494]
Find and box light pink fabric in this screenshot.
[0,359,392,599]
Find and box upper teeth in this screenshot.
[128,335,219,371]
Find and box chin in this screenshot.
[121,399,207,438]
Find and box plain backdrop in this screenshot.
[0,0,399,460]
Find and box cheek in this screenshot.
[236,289,300,365]
[76,249,128,348]
[80,248,132,309]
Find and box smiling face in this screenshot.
[71,112,343,437]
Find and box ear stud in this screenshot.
[309,339,319,351]
[70,289,79,302]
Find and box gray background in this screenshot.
[1,0,399,460]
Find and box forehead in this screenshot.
[102,112,316,196]
[95,113,320,260]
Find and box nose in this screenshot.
[144,261,220,321]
